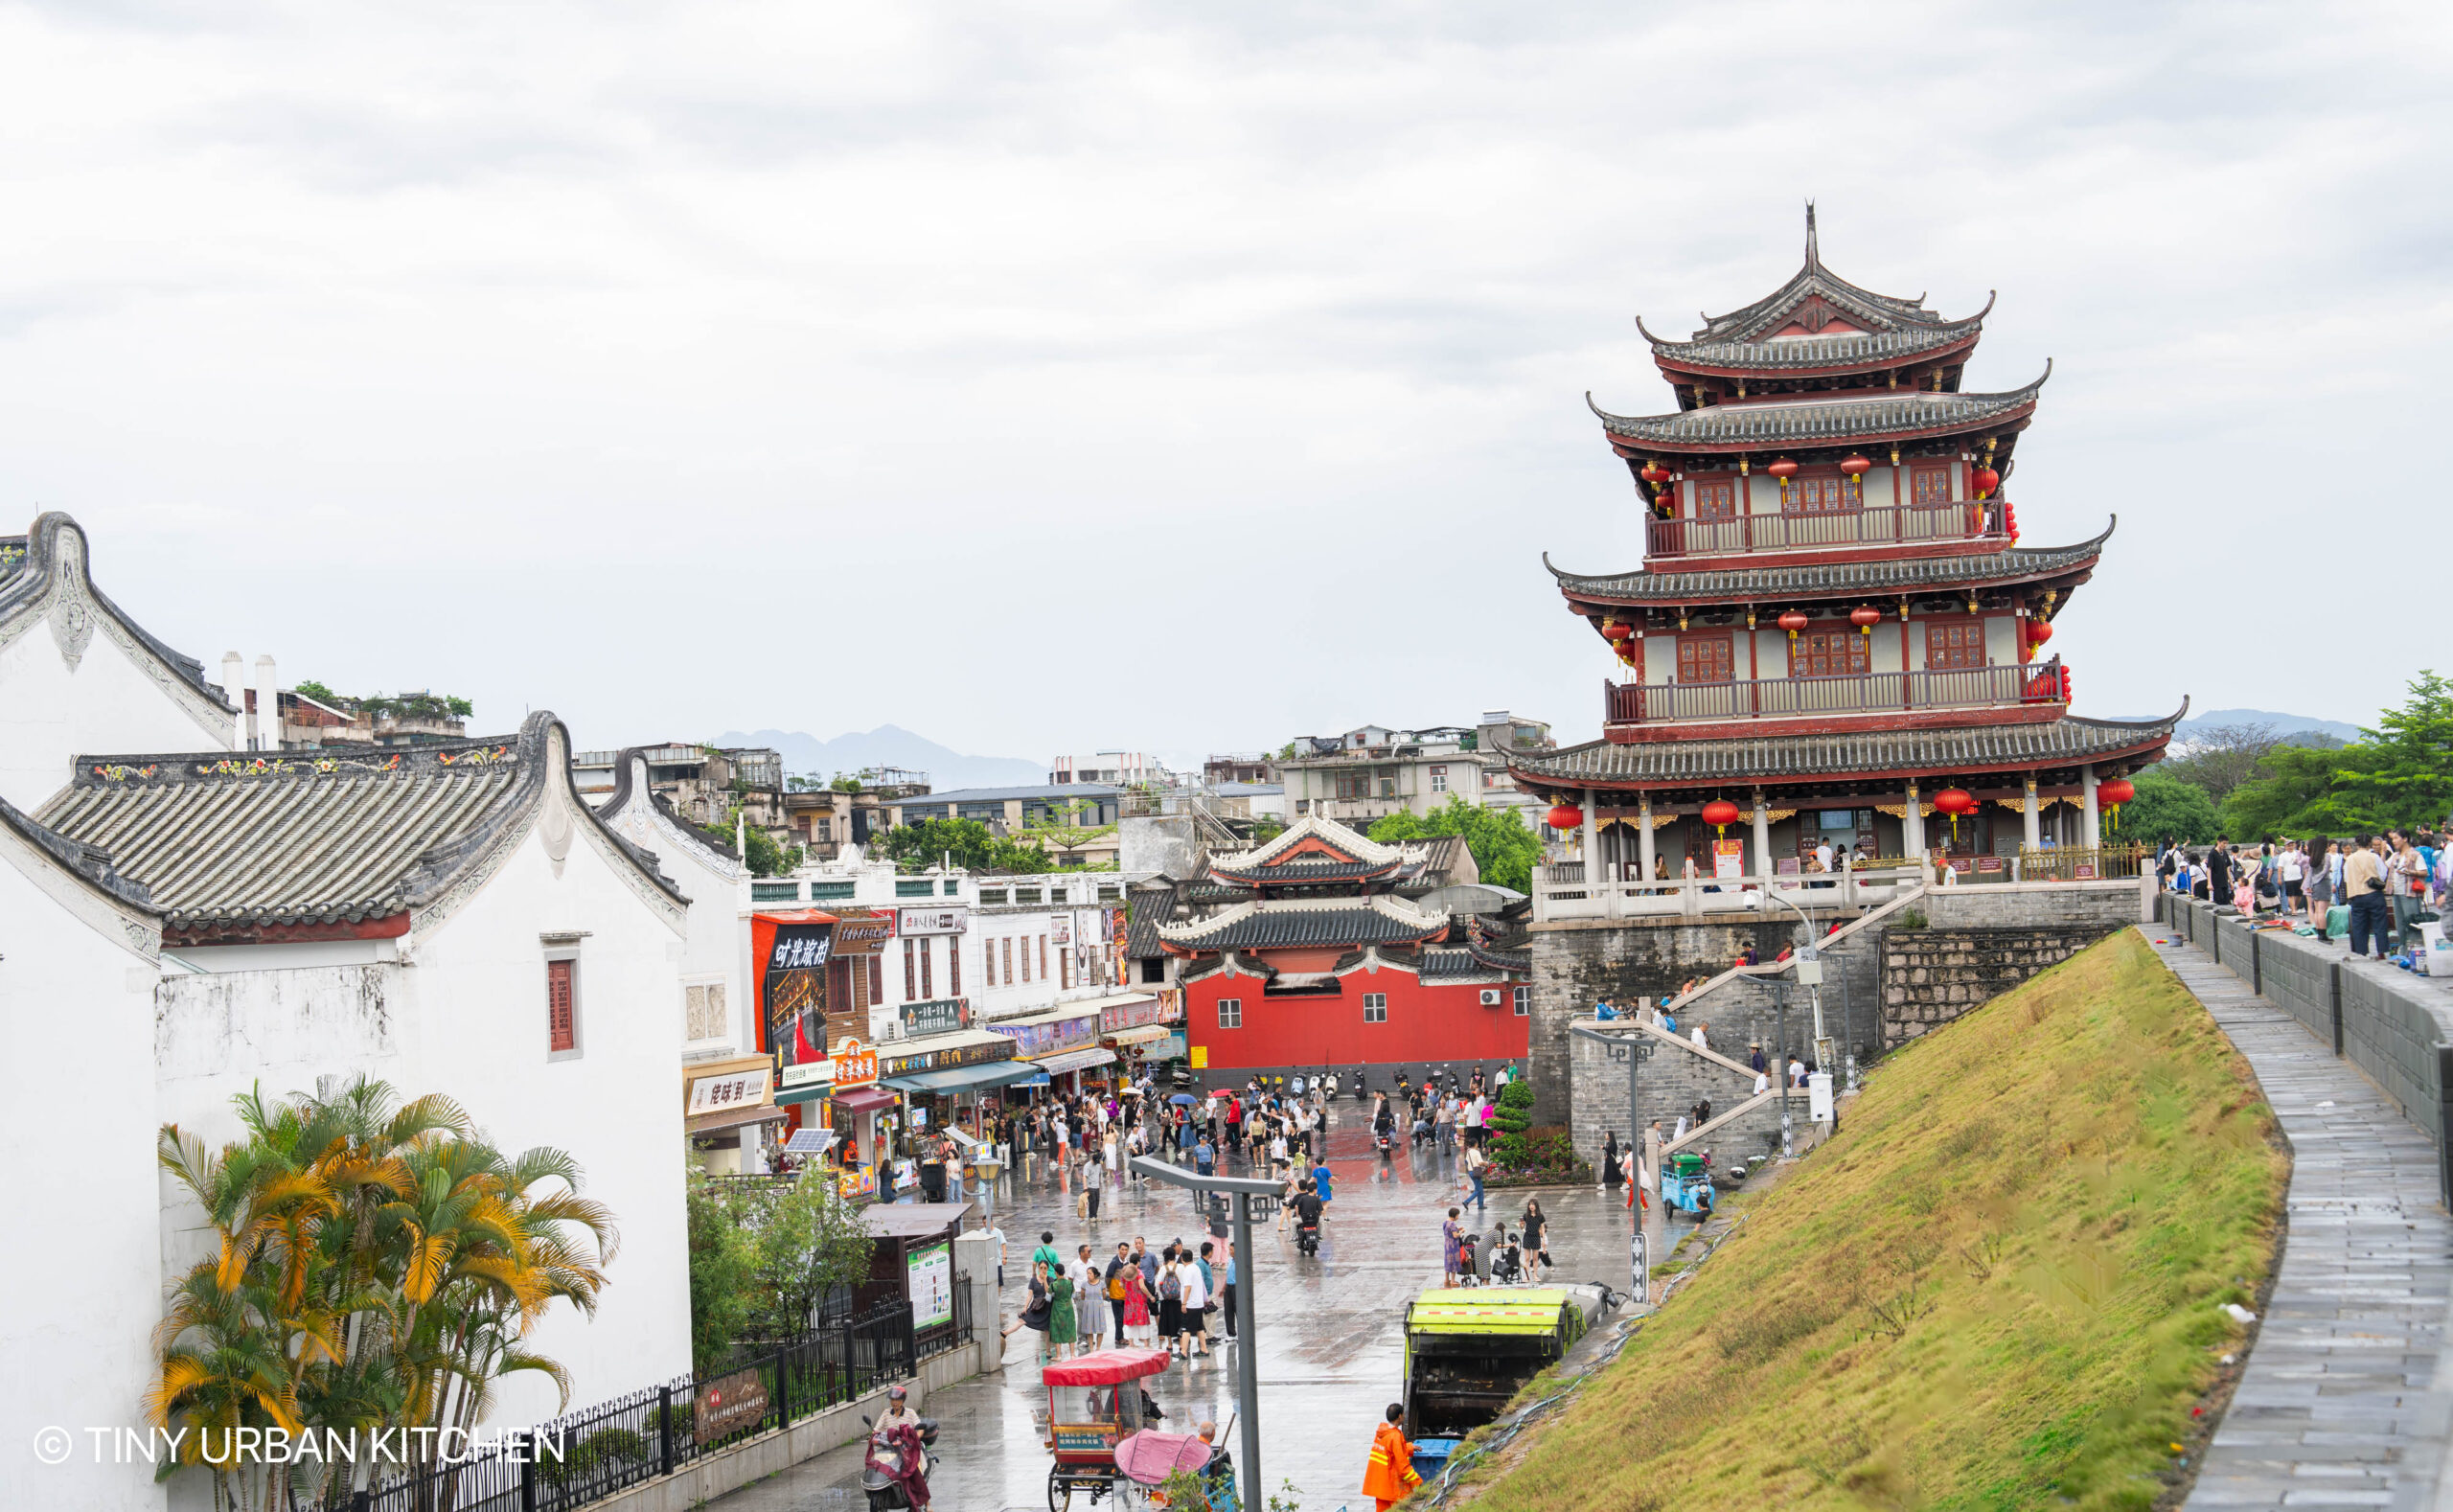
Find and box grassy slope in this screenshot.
[1464,928,2285,1512]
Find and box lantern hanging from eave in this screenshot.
[1849,606,1881,637]
[1767,457,1799,500]
[1639,462,1671,485]
[2027,617,2052,647]
[2098,777,2135,834]
[1546,802,1585,833]
[1933,787,1975,840]
[1777,609,1809,641]
[1601,619,1632,644]
[1970,466,2001,498]
[1701,798,1741,836]
[1839,454,1871,476]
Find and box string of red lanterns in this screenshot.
[2098,777,2134,832]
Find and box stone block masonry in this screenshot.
[1880,927,2115,1048]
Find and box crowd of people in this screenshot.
[2159,830,2448,961]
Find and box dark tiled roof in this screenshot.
[1469,942,1531,975]
[1590,371,2045,450]
[1505,705,2187,790]
[1685,215,1969,344]
[1644,313,1983,373]
[1210,857,1394,886]
[1181,882,1256,905]
[1417,949,1480,980]
[1158,898,1447,952]
[1123,883,1180,959]
[39,713,684,931]
[2,793,155,913]
[1547,520,2112,605]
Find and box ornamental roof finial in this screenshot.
[1804,199,1821,269]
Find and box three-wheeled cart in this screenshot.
[1037,1347,1174,1510]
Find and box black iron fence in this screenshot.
[349,1290,966,1512]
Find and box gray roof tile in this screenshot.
[1547,520,2112,605]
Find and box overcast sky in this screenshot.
[5,2,2447,769]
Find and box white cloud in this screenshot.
[1,0,2446,757]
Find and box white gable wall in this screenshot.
[0,830,165,1512]
[0,601,233,812]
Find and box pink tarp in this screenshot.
[1114,1431,1217,1486]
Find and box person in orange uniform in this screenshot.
[1362,1402,1423,1510]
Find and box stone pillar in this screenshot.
[2022,775,2042,850]
[1903,780,1926,867]
[1578,791,1599,879]
[1637,793,1657,883]
[2081,764,2101,849]
[1751,790,1772,880]
[1593,790,1621,918]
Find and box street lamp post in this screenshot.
[1129,1156,1279,1512]
[1751,886,1837,1088]
[1569,1023,1653,1304]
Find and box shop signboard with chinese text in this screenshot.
[685,1060,773,1116]
[900,997,968,1038]
[831,910,898,956]
[1099,996,1162,1035]
[694,1369,770,1447]
[755,911,837,1070]
[831,1038,880,1089]
[780,1058,835,1095]
[898,906,968,936]
[985,1013,1099,1059]
[881,1034,1016,1078]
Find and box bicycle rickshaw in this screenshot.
[1037,1347,1231,1510]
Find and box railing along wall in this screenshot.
[1606,657,2062,726]
[1645,499,2006,558]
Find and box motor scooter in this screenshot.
[859,1414,940,1510]
[1295,1215,1320,1257]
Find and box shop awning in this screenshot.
[830,1086,897,1114]
[882,1062,1047,1095]
[775,1082,835,1107]
[1031,1046,1119,1077]
[989,1002,1105,1029]
[1106,1025,1170,1047]
[686,1105,789,1136]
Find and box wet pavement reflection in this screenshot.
[708,1106,1649,1511]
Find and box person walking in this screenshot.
[1103,1243,1134,1342]
[1520,1199,1550,1281]
[1046,1258,1078,1363]
[1179,1247,1212,1359]
[1462,1141,1487,1212]
[1441,1206,1466,1289]
[1601,1131,1621,1193]
[1156,1256,1184,1359]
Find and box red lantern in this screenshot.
[1839,454,1872,476]
[2003,502,2018,538]
[1602,619,1632,643]
[1849,606,1881,636]
[1766,458,1799,480]
[1639,463,1671,485]
[1970,466,2000,497]
[1616,639,1641,663]
[1933,786,1974,839]
[2026,617,2052,647]
[1701,799,1742,834]
[2060,666,2073,701]
[2098,776,2134,834]
[1546,803,1584,832]
[1777,609,1809,640]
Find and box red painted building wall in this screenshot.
[1182,968,1527,1076]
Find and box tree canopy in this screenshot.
[2215,672,2453,836]
[1369,794,1542,893]
[2119,767,2220,845]
[878,815,1053,874]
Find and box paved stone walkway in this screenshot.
[2151,935,2453,1510]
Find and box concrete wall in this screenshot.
[1121,814,1203,880]
[2165,894,2453,1203]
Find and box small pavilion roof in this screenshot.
[1157,894,1448,952]
[1547,519,2113,607]
[1666,205,1983,347]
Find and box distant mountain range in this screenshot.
[715,725,1045,791]
[2173,708,2365,744]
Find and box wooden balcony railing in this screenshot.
[1606,656,2063,726]
[1645,500,2006,559]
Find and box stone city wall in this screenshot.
[1879,927,2115,1047]
[2164,893,2453,1203]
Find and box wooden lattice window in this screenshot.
[1793,630,1868,677]
[547,959,576,1053]
[919,938,932,999]
[1677,633,1734,683]
[1910,466,1952,507]
[948,939,961,997]
[1926,621,1987,669]
[1693,479,1737,520]
[1791,475,1855,515]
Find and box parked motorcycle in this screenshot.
[859,1414,940,1510]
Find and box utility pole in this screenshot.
[1775,985,1794,1157]
[1132,1157,1277,1512]
[1570,1023,1650,1305]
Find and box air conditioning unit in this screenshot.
[1479,989,1503,1007]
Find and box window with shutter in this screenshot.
[1911,466,1952,507]
[547,959,576,1053]
[1925,622,1987,669]
[1693,478,1736,520]
[903,939,916,1000]
[1017,937,1028,983]
[1794,630,1868,677]
[867,955,883,1006]
[949,939,961,997]
[920,938,933,998]
[1789,475,1854,514]
[1040,936,1049,979]
[1677,633,1734,683]
[1060,950,1072,989]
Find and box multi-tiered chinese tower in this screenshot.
[1508,210,2181,882]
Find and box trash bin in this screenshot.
[2420,920,2449,976]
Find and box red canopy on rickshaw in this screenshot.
[1042,1347,1172,1386]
